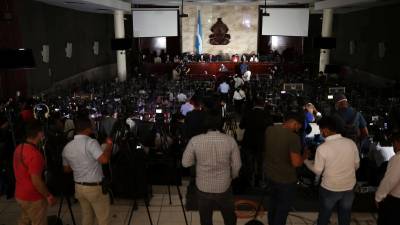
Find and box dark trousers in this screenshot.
[233,100,244,115]
[377,195,400,225]
[317,187,354,225]
[267,179,297,225]
[196,187,236,225]
[241,149,263,187]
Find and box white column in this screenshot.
[319,8,334,73]
[114,10,127,82]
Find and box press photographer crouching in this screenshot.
[62,116,113,225]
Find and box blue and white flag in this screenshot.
[195,10,203,54]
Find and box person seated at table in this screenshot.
[219,64,228,73]
[173,55,181,63]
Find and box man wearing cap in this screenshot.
[333,94,369,144]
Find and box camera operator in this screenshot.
[304,116,360,225]
[13,120,57,225]
[375,131,400,225]
[264,112,307,225]
[182,111,241,225]
[99,107,117,139]
[184,97,206,141]
[332,94,369,147]
[239,96,273,187]
[62,116,113,225]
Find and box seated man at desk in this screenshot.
[219,63,229,73]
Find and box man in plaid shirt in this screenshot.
[182,111,241,225]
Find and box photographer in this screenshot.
[13,120,57,225]
[333,94,369,146]
[182,111,241,225]
[239,96,273,187]
[304,116,360,225]
[264,113,306,225]
[62,116,113,225]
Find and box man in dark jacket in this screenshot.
[239,97,273,187]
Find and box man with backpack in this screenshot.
[333,94,369,146]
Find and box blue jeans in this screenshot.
[267,179,297,225]
[317,187,354,225]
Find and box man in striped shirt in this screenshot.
[182,111,241,225]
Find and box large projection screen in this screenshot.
[132,9,178,38]
[262,8,309,37]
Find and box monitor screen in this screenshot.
[262,8,309,37]
[132,9,179,38]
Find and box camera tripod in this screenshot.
[151,123,189,225]
[223,113,238,140]
[121,136,153,225]
[54,193,77,225]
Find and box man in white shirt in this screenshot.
[232,87,246,114]
[177,92,188,103]
[63,117,113,225]
[375,132,400,225]
[305,116,359,225]
[243,70,252,82]
[233,74,244,89]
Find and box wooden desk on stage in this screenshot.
[143,62,275,77]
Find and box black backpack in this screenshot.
[340,111,360,143]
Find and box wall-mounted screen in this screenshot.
[262,8,309,37]
[132,9,178,38]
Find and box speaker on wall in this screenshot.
[111,38,132,50]
[0,48,35,69]
[313,37,336,49]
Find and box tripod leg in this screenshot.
[167,185,172,205]
[127,199,137,225]
[66,197,77,225]
[57,196,64,219]
[144,198,154,225]
[176,185,189,225]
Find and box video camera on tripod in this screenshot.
[33,103,50,121]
